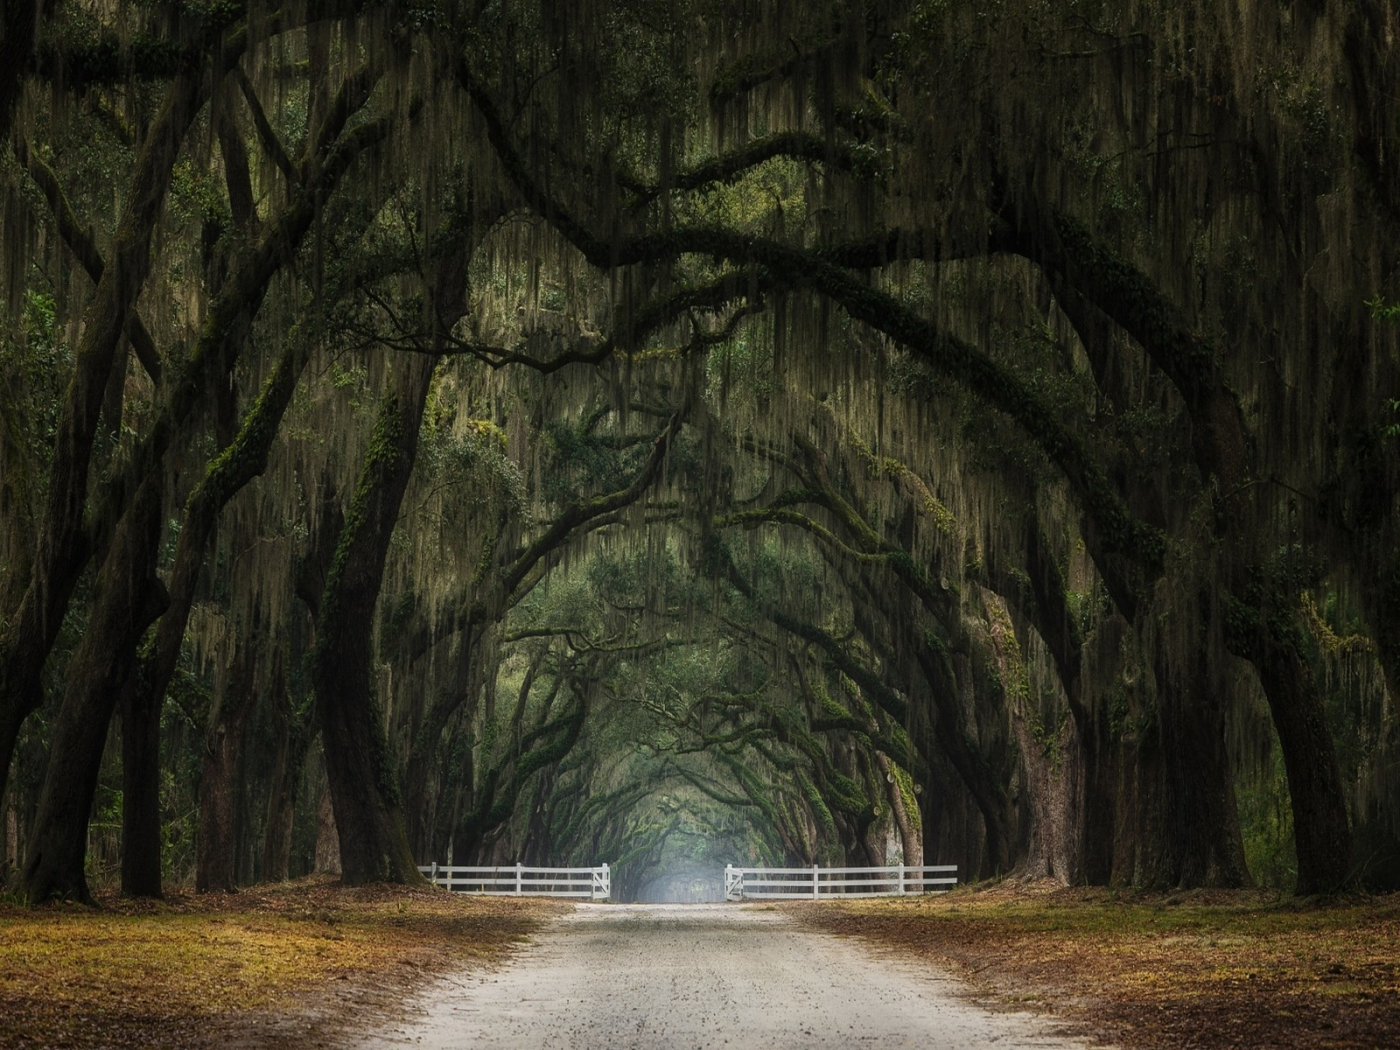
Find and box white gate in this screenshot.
[421,862,611,900]
[723,863,957,900]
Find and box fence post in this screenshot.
[516,861,523,895]
[898,863,905,895]
[431,861,438,888]
[813,863,820,899]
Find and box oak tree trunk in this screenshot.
[1251,639,1354,894]
[314,785,341,876]
[875,752,922,868]
[261,708,313,883]
[196,641,260,893]
[119,663,164,897]
[21,477,169,903]
[311,356,436,884]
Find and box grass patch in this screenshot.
[791,881,1400,1050]
[0,875,565,1048]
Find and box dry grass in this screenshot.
[0,876,565,1049]
[792,880,1400,1050]
[11,876,1397,1048]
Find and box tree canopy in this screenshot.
[1,0,1397,902]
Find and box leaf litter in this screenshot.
[791,880,1400,1050]
[0,875,565,1049]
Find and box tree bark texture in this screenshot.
[1074,615,1131,886]
[261,704,313,883]
[311,354,436,884]
[875,751,922,868]
[119,662,164,897]
[314,785,341,876]
[1250,634,1354,894]
[908,639,1013,876]
[196,640,260,893]
[20,475,169,903]
[403,628,481,860]
[1151,657,1250,889]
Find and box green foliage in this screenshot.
[539,409,647,502]
[1237,747,1296,892]
[0,290,70,468]
[703,336,778,406]
[1367,295,1400,322]
[9,0,1400,906]
[1370,298,1400,440]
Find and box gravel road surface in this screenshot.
[350,902,1096,1049]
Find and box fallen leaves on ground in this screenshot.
[0,876,565,1049]
[791,881,1400,1050]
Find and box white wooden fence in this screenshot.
[724,863,957,900]
[421,862,611,900]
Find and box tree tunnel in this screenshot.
[1,0,1398,904]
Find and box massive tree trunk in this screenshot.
[981,588,1076,881]
[261,700,314,883]
[196,640,261,893]
[314,786,341,876]
[875,751,923,868]
[118,661,164,898]
[1234,613,1354,895]
[403,627,482,859]
[989,512,1124,886]
[908,637,1014,876]
[309,218,473,884]
[311,354,437,884]
[1074,616,1131,886]
[1147,632,1249,889]
[20,476,169,903]
[1094,580,1249,891]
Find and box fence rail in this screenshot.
[421,862,610,900]
[724,863,957,900]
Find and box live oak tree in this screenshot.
[1,0,1396,901]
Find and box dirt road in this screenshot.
[348,902,1097,1048]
